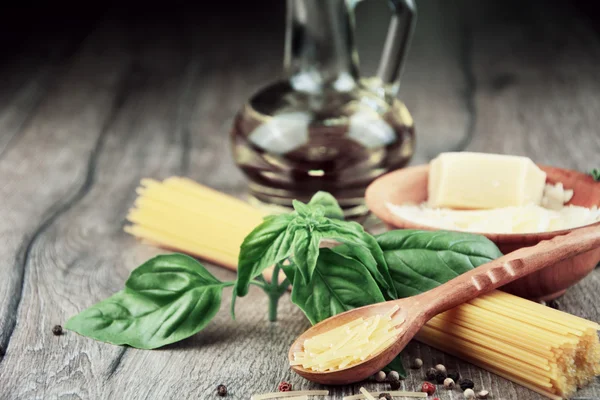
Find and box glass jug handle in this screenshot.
[353,0,417,96]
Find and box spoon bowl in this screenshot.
[289,297,426,385]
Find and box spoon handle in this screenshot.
[420,223,600,318]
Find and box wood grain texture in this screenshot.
[0,20,134,357]
[0,0,599,399]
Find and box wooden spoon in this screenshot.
[289,223,600,385]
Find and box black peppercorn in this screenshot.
[435,370,447,384]
[390,380,401,390]
[425,367,437,381]
[448,370,460,382]
[459,379,475,391]
[52,325,63,336]
[546,299,560,310]
[387,371,400,382]
[379,393,393,400]
[217,384,227,396]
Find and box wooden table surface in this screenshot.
[1,1,599,399]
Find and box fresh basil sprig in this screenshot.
[590,168,600,182]
[233,196,397,310]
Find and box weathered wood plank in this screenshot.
[0,16,206,400]
[0,36,85,157]
[0,19,136,396]
[0,9,103,157]
[181,5,285,192]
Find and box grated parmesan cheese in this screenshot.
[542,182,574,210]
[291,306,404,372]
[387,181,599,234]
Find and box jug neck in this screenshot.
[284,0,360,94]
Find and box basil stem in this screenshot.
[250,262,290,322]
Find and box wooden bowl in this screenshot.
[366,164,600,301]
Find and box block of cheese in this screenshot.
[428,152,547,209]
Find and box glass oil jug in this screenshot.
[231,0,417,218]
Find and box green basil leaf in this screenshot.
[234,213,296,297]
[291,229,320,283]
[383,354,407,378]
[280,260,296,283]
[307,191,344,220]
[319,219,398,299]
[125,253,223,301]
[376,230,503,298]
[290,248,386,325]
[292,199,312,216]
[66,254,228,349]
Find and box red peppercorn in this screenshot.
[421,382,436,396]
[278,382,292,392]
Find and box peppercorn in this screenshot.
[390,380,401,390]
[464,388,476,399]
[425,367,437,381]
[435,370,447,384]
[477,390,489,399]
[378,394,393,400]
[374,371,387,382]
[443,377,455,389]
[546,299,560,310]
[52,325,63,336]
[459,379,475,391]
[411,358,423,369]
[387,370,400,382]
[278,382,292,392]
[435,364,447,374]
[216,384,227,396]
[421,382,436,396]
[447,371,460,382]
